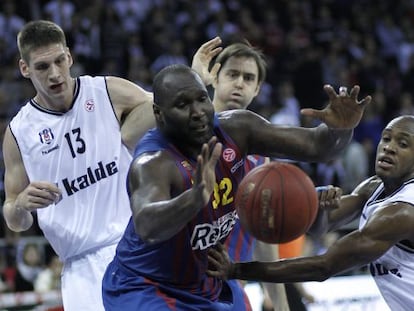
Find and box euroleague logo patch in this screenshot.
[222,148,236,162]
[84,99,95,112]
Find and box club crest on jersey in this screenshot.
[84,99,95,112]
[181,160,192,171]
[222,148,236,162]
[39,128,54,145]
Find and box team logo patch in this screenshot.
[181,160,192,171]
[222,148,236,162]
[39,128,54,145]
[84,99,95,112]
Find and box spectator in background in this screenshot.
[15,241,44,292]
[34,255,62,294]
[0,0,25,62]
[42,0,75,32]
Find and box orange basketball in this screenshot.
[235,161,318,244]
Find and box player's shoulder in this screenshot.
[217,109,264,130]
[217,109,256,120]
[352,175,382,198]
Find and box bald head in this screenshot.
[153,64,206,107]
[385,115,414,135]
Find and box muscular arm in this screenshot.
[309,177,380,236]
[220,110,353,163]
[129,153,206,243]
[106,76,155,152]
[226,202,414,283]
[3,127,61,232]
[129,139,222,244]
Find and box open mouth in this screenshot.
[50,82,63,91]
[377,155,394,168]
[190,123,208,132]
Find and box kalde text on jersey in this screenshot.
[61,161,118,196]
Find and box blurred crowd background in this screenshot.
[0,0,413,306]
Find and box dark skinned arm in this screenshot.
[220,84,371,163]
[207,200,414,283]
[129,138,222,244]
[309,177,381,236]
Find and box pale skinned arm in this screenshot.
[106,76,155,152]
[254,241,290,311]
[129,137,222,243]
[191,36,222,86]
[2,127,61,232]
[207,195,414,283]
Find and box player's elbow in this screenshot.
[3,206,33,232]
[5,219,31,233]
[133,215,160,244]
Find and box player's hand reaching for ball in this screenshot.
[316,185,342,210]
[194,137,222,205]
[301,85,371,129]
[207,242,234,280]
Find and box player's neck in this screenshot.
[213,99,226,113]
[34,78,76,112]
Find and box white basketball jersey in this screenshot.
[10,76,132,261]
[359,180,414,310]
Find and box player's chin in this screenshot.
[226,100,246,110]
[191,131,214,146]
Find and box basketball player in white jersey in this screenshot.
[208,115,414,311]
[2,20,154,311]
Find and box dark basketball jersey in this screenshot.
[225,155,267,262]
[102,116,252,310]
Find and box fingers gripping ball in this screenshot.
[235,162,318,244]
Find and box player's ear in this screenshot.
[19,59,30,78]
[153,104,162,122]
[254,82,262,97]
[66,47,73,67]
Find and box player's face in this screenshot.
[156,72,215,151]
[214,56,261,110]
[375,117,414,182]
[19,43,73,109]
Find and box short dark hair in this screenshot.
[17,20,67,64]
[153,64,196,105]
[214,41,267,83]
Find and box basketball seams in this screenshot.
[270,165,284,244]
[235,162,318,244]
[250,167,271,241]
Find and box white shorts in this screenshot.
[61,244,117,311]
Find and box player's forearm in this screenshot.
[132,188,205,244]
[318,124,353,160]
[230,257,329,284]
[3,200,33,232]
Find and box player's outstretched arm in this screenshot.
[208,201,414,283]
